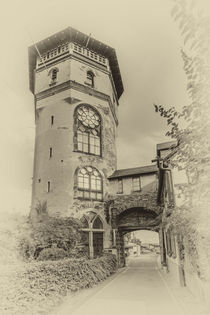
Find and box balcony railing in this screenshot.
[37,42,108,68]
[72,43,107,66]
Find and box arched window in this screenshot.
[86,71,94,87]
[75,105,101,156]
[80,213,104,259]
[49,67,59,85]
[93,216,103,229]
[77,166,103,201]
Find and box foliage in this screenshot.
[0,254,117,314]
[34,200,48,216]
[19,207,83,260]
[0,202,84,262]
[0,212,31,265]
[32,215,82,254]
[155,0,210,172]
[154,0,210,279]
[36,246,68,261]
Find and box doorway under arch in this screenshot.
[81,213,104,259]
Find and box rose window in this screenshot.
[75,105,101,156]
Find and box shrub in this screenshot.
[19,215,83,260]
[36,246,68,261]
[0,255,117,314]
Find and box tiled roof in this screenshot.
[108,164,158,179]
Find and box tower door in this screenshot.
[93,232,103,258]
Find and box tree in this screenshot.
[155,0,210,280]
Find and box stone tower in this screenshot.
[28,27,123,258]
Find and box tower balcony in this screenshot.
[29,27,124,98]
[36,42,109,69]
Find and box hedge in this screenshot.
[0,254,117,314]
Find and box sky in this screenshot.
[0,0,209,215]
[129,230,159,244]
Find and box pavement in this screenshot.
[53,254,194,315]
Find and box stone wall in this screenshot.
[117,208,160,231]
[108,191,162,218]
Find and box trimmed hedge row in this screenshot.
[1,254,117,314]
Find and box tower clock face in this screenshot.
[77,106,100,129]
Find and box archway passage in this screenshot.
[114,207,162,267]
[117,207,160,232]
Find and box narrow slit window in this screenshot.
[47,181,51,192]
[117,179,123,194]
[50,147,52,158]
[51,116,54,125]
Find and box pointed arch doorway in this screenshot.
[81,214,104,259]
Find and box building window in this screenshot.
[47,181,51,192]
[132,177,141,192]
[117,179,123,194]
[81,213,104,259]
[50,147,52,158]
[49,67,59,85]
[51,115,54,125]
[51,69,57,81]
[93,216,103,229]
[86,71,94,87]
[166,229,173,257]
[77,166,103,201]
[75,105,101,156]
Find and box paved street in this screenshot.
[56,254,188,315]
